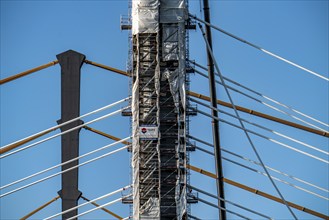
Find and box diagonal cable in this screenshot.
[0,146,128,198]
[44,185,131,220]
[66,195,131,220]
[190,60,329,129]
[198,23,298,219]
[187,184,273,219]
[191,97,328,155]
[190,15,329,82]
[1,137,131,190]
[0,97,130,154]
[80,195,123,219]
[197,108,328,164]
[194,143,328,200]
[0,107,128,159]
[188,135,329,194]
[193,68,328,132]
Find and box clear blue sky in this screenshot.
[1,0,328,219]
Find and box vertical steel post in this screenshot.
[57,50,85,219]
[202,1,227,219]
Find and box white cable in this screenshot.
[190,14,329,82]
[188,184,272,219]
[44,185,131,220]
[197,197,251,220]
[191,60,329,129]
[0,97,130,150]
[194,68,328,132]
[66,195,131,220]
[198,108,328,164]
[198,23,297,219]
[193,144,328,200]
[0,107,128,159]
[223,148,329,194]
[191,97,328,155]
[0,145,128,198]
[262,49,329,81]
[190,136,329,194]
[0,137,131,190]
[223,157,328,200]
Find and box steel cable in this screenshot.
[191,97,328,155]
[43,185,131,220]
[193,68,328,132]
[190,60,329,129]
[223,157,328,200]
[189,135,329,194]
[197,108,328,164]
[66,196,131,220]
[0,97,130,152]
[193,144,328,200]
[190,15,329,82]
[0,146,128,198]
[0,137,131,190]
[198,23,298,219]
[0,107,128,159]
[197,197,251,220]
[188,184,273,219]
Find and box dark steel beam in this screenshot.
[202,1,226,219]
[57,50,85,220]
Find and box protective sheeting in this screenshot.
[178,21,187,109]
[132,0,159,35]
[140,197,160,218]
[162,25,179,61]
[132,68,140,219]
[160,0,187,23]
[162,68,179,106]
[132,0,188,219]
[176,184,187,219]
[162,23,186,108]
[132,36,161,220]
[162,20,187,218]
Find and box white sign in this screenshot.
[139,125,158,140]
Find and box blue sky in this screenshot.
[1,0,328,219]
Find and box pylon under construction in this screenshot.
[122,0,196,219]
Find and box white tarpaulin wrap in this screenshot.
[141,197,160,218]
[178,22,186,109]
[160,0,187,23]
[132,0,159,35]
[132,72,140,219]
[162,68,179,107]
[132,0,187,219]
[162,25,179,61]
[162,23,186,108]
[161,5,187,218]
[140,38,161,219]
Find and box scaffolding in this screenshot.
[126,0,195,219]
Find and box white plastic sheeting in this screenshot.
[132,0,159,35]
[162,23,186,108]
[162,25,179,61]
[132,0,187,219]
[132,69,140,218]
[140,197,160,218]
[160,0,186,23]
